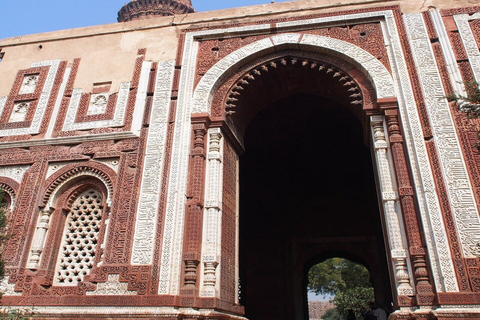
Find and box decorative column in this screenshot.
[371,116,415,298]
[200,128,223,297]
[27,207,54,269]
[181,116,209,294]
[383,107,435,306]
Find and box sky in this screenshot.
[0,0,293,40]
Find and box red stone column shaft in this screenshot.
[383,107,436,306]
[181,113,211,295]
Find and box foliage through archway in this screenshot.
[308,257,374,318]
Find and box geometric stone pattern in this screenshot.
[54,189,103,286]
[0,60,60,137]
[63,82,130,131]
[405,13,480,260]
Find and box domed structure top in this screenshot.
[118,0,194,22]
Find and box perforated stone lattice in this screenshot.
[54,189,102,285]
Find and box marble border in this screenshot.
[45,67,71,138]
[131,60,174,265]
[0,97,6,121]
[405,13,480,260]
[454,12,480,83]
[430,9,466,96]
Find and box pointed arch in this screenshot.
[42,161,117,208]
[0,177,19,210]
[192,33,395,115]
[26,162,114,272]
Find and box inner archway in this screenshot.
[307,257,374,320]
[238,91,392,319]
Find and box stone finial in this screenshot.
[118,0,194,22]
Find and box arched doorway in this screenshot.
[237,82,392,319]
[189,35,422,320]
[306,257,374,319]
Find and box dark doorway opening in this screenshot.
[238,93,392,320]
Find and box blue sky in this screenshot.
[0,0,293,40]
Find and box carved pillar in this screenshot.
[181,115,209,294]
[200,128,223,297]
[27,207,54,269]
[383,107,435,306]
[371,116,415,300]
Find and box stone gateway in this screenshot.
[1,0,480,319]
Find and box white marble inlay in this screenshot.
[131,60,175,265]
[9,102,30,122]
[19,74,39,95]
[87,94,109,115]
[454,13,480,83]
[0,276,21,296]
[86,274,136,296]
[0,165,30,184]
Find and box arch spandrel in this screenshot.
[192,33,395,115]
[42,161,117,208]
[0,177,19,209]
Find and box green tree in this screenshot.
[448,81,480,119]
[308,258,371,295]
[333,287,374,317]
[308,258,374,318]
[322,307,342,320]
[448,82,480,151]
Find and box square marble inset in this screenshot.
[87,93,109,115]
[19,74,39,95]
[9,101,30,122]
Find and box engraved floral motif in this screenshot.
[87,94,108,116]
[9,102,30,123]
[19,74,39,95]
